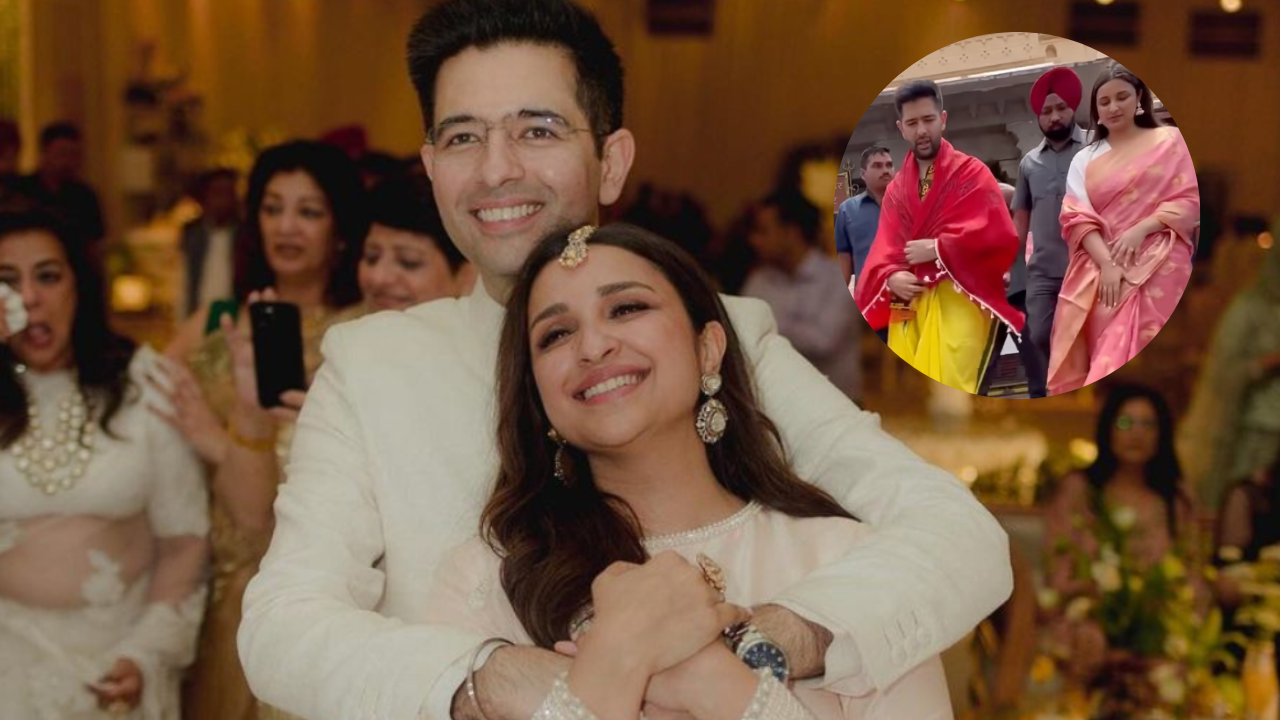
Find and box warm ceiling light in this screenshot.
[1259,231,1275,249]
[1096,0,1115,5]
[1221,0,1243,12]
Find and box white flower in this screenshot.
[1092,561,1123,592]
[1218,546,1244,563]
[1222,563,1257,582]
[1100,543,1121,568]
[1110,505,1138,531]
[1261,544,1280,563]
[1149,663,1186,705]
[1065,596,1094,621]
[1038,588,1062,610]
[1164,634,1190,659]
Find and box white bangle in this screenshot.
[465,638,512,720]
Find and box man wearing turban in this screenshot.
[1011,66,1087,397]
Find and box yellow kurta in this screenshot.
[888,278,1000,394]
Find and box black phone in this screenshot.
[249,302,307,409]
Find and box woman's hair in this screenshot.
[234,140,367,306]
[366,174,466,272]
[1087,62,1161,145]
[1085,383,1186,534]
[0,205,137,446]
[484,222,853,648]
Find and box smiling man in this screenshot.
[238,4,1011,720]
[855,79,1025,395]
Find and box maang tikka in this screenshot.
[559,225,594,268]
[695,373,728,444]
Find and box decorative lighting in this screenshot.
[1096,0,1115,5]
[111,275,154,313]
[1260,231,1275,250]
[1221,0,1243,12]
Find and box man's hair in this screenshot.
[406,0,624,153]
[191,167,238,198]
[39,122,81,149]
[859,145,891,170]
[894,79,943,119]
[761,190,821,246]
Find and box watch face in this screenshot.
[741,641,789,683]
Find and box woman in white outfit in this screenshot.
[426,223,952,720]
[0,206,209,719]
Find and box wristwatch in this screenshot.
[728,623,790,683]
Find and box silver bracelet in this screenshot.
[465,637,513,720]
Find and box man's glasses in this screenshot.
[426,113,599,161]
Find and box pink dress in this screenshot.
[1047,126,1199,395]
[425,502,953,720]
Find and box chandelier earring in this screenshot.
[548,428,570,485]
[695,372,728,445]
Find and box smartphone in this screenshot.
[249,302,307,409]
[204,298,239,336]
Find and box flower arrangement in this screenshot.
[1035,505,1245,719]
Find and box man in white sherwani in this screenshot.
[238,1,1012,718]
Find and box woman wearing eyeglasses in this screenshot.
[1042,383,1198,682]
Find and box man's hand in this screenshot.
[750,604,832,680]
[887,271,924,303]
[451,645,570,720]
[904,238,938,266]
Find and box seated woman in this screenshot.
[0,206,208,718]
[1044,383,1197,679]
[425,223,951,720]
[1047,63,1199,395]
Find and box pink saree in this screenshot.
[1047,126,1198,395]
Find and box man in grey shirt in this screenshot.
[1012,66,1086,398]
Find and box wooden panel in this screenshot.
[1189,11,1261,58]
[1069,1,1140,47]
[647,0,714,36]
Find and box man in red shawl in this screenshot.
[854,79,1024,394]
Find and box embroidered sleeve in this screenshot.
[531,669,817,720]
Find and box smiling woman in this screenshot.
[421,223,954,720]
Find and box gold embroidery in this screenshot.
[918,163,935,201]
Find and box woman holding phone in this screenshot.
[156,140,367,720]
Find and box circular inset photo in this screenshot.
[839,35,1198,399]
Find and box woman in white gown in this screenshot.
[425,223,951,720]
[0,207,209,719]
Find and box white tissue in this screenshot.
[0,284,26,335]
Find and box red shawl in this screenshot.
[854,140,1025,334]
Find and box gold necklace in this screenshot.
[10,382,97,495]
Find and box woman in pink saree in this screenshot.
[1047,63,1198,396]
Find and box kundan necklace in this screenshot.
[11,368,97,495]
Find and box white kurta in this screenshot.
[0,346,209,720]
[425,503,953,720]
[239,283,1008,720]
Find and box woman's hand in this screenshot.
[583,552,749,677]
[145,356,229,464]
[88,658,143,714]
[1110,224,1147,268]
[1098,263,1126,309]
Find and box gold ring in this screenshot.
[107,699,131,716]
[696,552,726,601]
